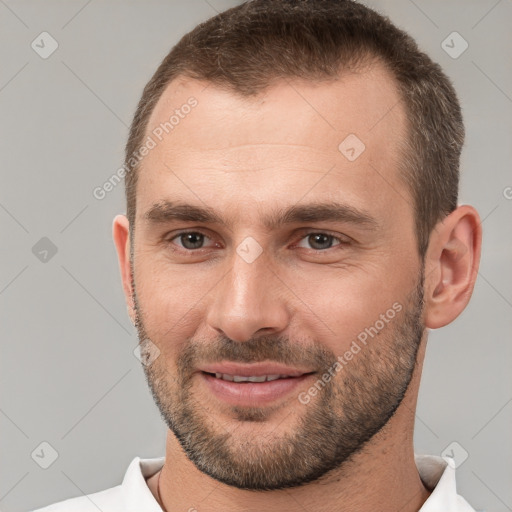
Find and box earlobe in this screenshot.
[424,205,482,329]
[112,214,136,322]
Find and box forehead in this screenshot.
[137,63,409,226]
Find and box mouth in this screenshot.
[202,371,308,383]
[198,366,316,407]
[198,361,314,378]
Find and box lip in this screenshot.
[198,361,312,377]
[199,371,315,407]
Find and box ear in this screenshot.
[112,214,136,325]
[423,205,482,329]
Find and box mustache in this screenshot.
[176,334,335,372]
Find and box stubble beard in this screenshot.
[132,264,425,491]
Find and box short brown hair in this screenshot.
[124,0,464,256]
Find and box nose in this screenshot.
[205,244,291,342]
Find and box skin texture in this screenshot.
[113,62,481,512]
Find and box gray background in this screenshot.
[1,1,511,511]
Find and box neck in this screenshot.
[153,342,431,512]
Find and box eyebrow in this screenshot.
[142,200,379,231]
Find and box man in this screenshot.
[32,0,482,510]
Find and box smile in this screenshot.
[204,372,300,382]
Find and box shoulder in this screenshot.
[29,456,165,512]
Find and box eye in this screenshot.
[166,230,349,254]
[168,231,216,251]
[295,232,347,251]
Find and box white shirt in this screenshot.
[31,454,476,511]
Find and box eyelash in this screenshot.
[165,230,350,254]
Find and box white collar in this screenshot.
[415,454,475,511]
[123,453,474,511]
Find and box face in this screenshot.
[129,64,426,490]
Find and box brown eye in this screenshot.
[296,232,344,251]
[170,231,213,251]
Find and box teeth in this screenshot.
[213,373,289,382]
[234,375,266,383]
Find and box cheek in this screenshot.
[288,265,410,354]
[134,257,211,347]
